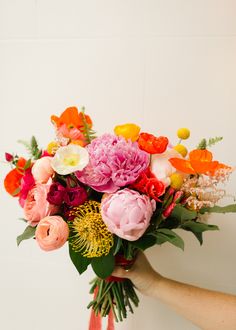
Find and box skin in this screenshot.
[112,252,236,330]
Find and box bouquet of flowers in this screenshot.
[4,106,236,329]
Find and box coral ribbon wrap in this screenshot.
[88,256,135,330]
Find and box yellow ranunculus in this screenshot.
[114,123,140,142]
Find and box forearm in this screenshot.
[153,276,236,330]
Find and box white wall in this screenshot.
[0,1,236,329]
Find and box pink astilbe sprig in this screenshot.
[76,133,150,193]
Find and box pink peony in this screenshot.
[101,188,156,241]
[35,215,69,251]
[31,156,54,184]
[76,134,150,193]
[24,183,59,226]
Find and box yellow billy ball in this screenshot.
[170,173,184,190]
[177,128,190,140]
[173,144,188,157]
[47,141,59,155]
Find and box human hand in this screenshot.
[112,252,163,297]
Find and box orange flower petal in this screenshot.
[51,107,93,130]
[190,160,219,174]
[169,158,195,174]
[4,169,23,197]
[189,149,213,162]
[138,133,168,154]
[208,162,232,176]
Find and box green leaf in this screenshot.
[196,138,207,150]
[17,226,36,246]
[181,220,218,245]
[91,250,115,279]
[113,236,123,255]
[18,218,27,222]
[23,159,31,170]
[69,244,91,274]
[181,221,219,233]
[200,204,236,214]
[80,107,97,144]
[155,228,184,251]
[207,136,223,148]
[191,232,203,245]
[18,136,42,160]
[171,205,197,223]
[196,136,223,150]
[132,235,157,250]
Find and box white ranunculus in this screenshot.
[51,144,89,175]
[150,148,182,187]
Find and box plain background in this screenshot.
[0,1,236,329]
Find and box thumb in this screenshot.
[112,266,133,279]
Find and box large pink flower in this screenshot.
[101,188,156,241]
[35,216,69,251]
[76,134,150,193]
[24,183,59,226]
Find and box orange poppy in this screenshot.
[4,169,23,197]
[169,149,228,176]
[4,157,27,197]
[138,133,169,154]
[51,107,92,129]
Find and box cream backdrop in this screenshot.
[0,1,236,330]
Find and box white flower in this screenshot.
[150,148,182,186]
[51,144,89,175]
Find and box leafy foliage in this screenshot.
[69,243,91,274]
[132,234,157,250]
[171,205,197,223]
[154,228,184,250]
[197,136,223,150]
[200,204,236,214]
[181,221,219,245]
[18,136,42,160]
[91,250,115,279]
[80,107,97,144]
[17,226,36,246]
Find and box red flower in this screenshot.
[130,168,165,200]
[138,133,169,154]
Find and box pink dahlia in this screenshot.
[76,134,150,193]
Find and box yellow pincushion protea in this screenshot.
[69,201,114,258]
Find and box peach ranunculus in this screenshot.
[24,183,59,226]
[35,216,69,251]
[31,156,54,184]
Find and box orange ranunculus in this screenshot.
[51,107,92,130]
[138,133,169,154]
[169,149,228,175]
[4,157,27,197]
